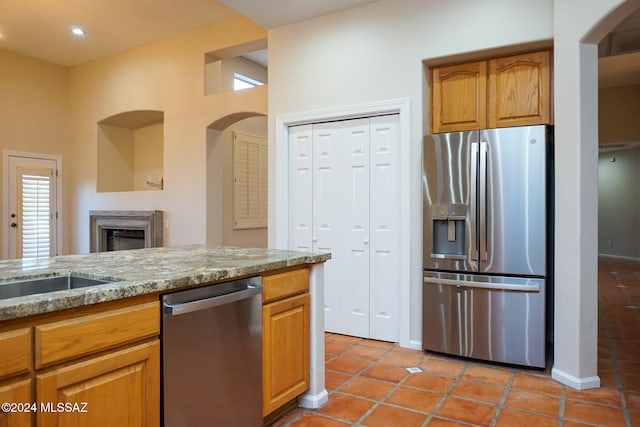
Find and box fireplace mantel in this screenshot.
[89,210,163,252]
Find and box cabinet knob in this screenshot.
[10,222,17,228]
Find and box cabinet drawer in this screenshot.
[0,328,31,380]
[262,268,309,303]
[35,301,159,368]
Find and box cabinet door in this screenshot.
[431,61,487,133]
[36,341,159,427]
[0,379,33,427]
[263,293,310,416]
[0,328,31,380]
[488,50,551,128]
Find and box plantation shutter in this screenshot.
[233,132,267,229]
[17,167,54,259]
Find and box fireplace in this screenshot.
[90,210,163,253]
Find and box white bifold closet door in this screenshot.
[288,115,400,342]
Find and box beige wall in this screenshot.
[97,124,135,192]
[67,15,267,253]
[599,84,640,143]
[206,116,267,248]
[1,16,267,255]
[0,50,70,257]
[133,123,164,191]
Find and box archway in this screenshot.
[205,112,267,247]
[552,0,640,390]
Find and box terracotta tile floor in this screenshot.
[274,257,640,426]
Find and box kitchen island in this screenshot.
[0,245,330,426]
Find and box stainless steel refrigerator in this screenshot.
[422,125,552,368]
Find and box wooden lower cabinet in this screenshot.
[262,292,310,417]
[0,379,33,427]
[36,340,159,427]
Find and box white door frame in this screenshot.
[3,150,63,260]
[274,98,412,348]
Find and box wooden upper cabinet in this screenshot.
[488,50,551,128]
[431,61,487,133]
[430,50,552,133]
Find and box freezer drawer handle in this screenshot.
[431,253,467,260]
[423,277,540,292]
[163,285,262,316]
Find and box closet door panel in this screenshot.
[312,122,344,333]
[369,115,401,342]
[288,125,314,252]
[340,118,371,338]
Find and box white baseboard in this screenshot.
[598,253,640,262]
[551,367,600,390]
[298,389,328,409]
[404,339,423,351]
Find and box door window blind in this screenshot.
[18,167,53,259]
[233,132,267,229]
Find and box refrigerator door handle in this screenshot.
[479,140,488,262]
[470,141,479,261]
[423,276,540,292]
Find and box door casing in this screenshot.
[3,150,63,260]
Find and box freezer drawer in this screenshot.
[422,272,545,367]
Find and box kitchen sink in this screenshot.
[0,274,113,300]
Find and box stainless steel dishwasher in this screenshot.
[162,276,263,427]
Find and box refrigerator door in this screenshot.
[422,271,546,367]
[479,125,548,276]
[422,131,477,272]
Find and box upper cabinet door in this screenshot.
[488,50,551,128]
[431,61,487,133]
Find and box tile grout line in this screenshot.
[349,342,429,426]
[421,356,471,427]
[611,272,634,427]
[488,369,516,427]
[558,385,566,427]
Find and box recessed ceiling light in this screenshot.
[71,27,85,37]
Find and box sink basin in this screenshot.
[0,274,113,300]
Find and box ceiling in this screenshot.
[1,0,639,86]
[0,0,377,67]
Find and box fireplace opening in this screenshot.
[107,229,146,251]
[90,210,163,252]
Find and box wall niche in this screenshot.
[97,110,164,192]
[204,39,267,95]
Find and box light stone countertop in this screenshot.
[0,245,330,321]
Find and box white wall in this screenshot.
[552,0,640,389]
[598,147,640,258]
[269,0,640,389]
[269,0,553,349]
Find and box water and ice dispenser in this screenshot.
[431,204,466,259]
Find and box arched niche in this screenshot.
[205,112,267,247]
[97,110,164,192]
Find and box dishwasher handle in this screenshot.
[163,284,262,316]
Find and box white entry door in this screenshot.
[7,155,59,259]
[288,115,400,341]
